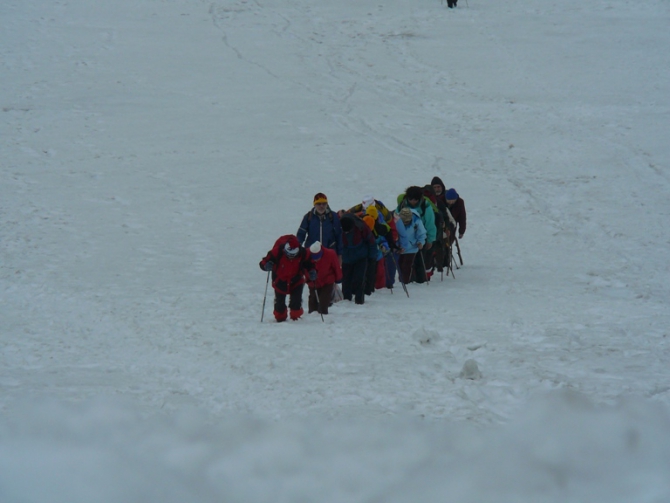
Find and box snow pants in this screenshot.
[385,253,398,289]
[274,283,304,314]
[308,283,334,315]
[364,258,378,296]
[398,252,416,285]
[342,259,368,305]
[411,249,429,284]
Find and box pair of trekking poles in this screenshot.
[440,236,463,280]
[386,245,431,298]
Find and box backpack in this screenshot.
[420,186,440,215]
[422,185,438,209]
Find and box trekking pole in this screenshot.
[419,248,429,285]
[455,237,463,265]
[439,241,445,281]
[312,282,325,322]
[260,270,270,322]
[390,252,409,297]
[384,253,393,294]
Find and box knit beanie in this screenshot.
[365,206,379,221]
[399,208,413,223]
[309,241,323,260]
[361,194,374,210]
[363,215,375,231]
[446,188,459,200]
[313,192,328,205]
[284,236,300,258]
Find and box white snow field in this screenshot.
[2,0,670,501]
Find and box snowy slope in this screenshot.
[2,0,670,501]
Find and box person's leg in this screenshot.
[413,251,427,283]
[364,258,376,296]
[289,283,304,320]
[341,263,353,301]
[317,284,333,314]
[434,239,445,272]
[352,259,367,304]
[375,258,386,289]
[385,253,397,289]
[273,291,288,322]
[399,253,415,284]
[307,287,318,313]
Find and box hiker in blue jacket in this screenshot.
[297,192,342,259]
[396,185,436,283]
[395,208,427,285]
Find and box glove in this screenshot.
[458,233,464,239]
[263,261,273,271]
[308,270,317,281]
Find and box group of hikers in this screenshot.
[259,176,467,322]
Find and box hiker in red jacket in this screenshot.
[307,241,342,315]
[259,235,316,322]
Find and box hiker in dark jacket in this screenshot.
[445,188,467,242]
[339,213,377,305]
[431,176,457,272]
[297,192,343,257]
[260,235,316,322]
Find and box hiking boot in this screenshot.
[289,308,304,321]
[274,309,288,323]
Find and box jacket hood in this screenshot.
[431,176,446,193]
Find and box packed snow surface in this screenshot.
[2,0,670,501]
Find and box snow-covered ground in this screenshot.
[2,0,670,501]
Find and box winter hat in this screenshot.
[399,207,413,223]
[313,192,328,205]
[405,186,423,201]
[340,215,354,232]
[365,206,379,221]
[361,194,375,210]
[363,215,375,231]
[309,241,323,260]
[445,188,459,200]
[284,235,300,258]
